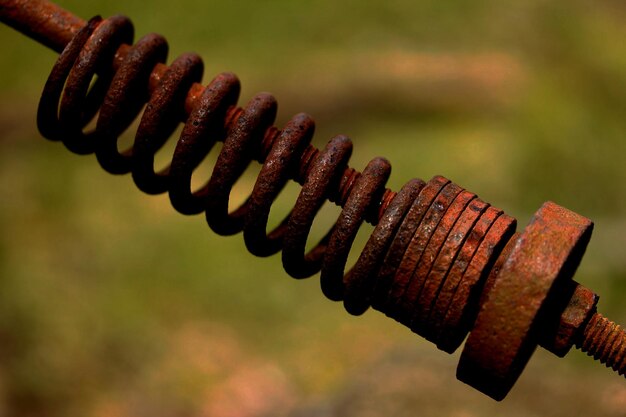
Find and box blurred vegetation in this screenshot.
[0,0,625,416]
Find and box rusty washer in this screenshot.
[457,201,594,400]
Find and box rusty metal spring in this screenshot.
[35,14,519,353]
[38,15,400,304]
[3,0,626,399]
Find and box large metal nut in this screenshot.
[457,201,593,401]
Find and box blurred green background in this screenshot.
[1,0,625,416]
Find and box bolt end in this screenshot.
[576,312,626,377]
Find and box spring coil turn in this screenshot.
[36,14,518,353]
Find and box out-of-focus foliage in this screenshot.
[0,1,625,416]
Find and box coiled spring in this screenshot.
[3,0,623,399]
[37,14,518,353]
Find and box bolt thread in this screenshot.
[576,312,626,376]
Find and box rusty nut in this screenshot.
[539,281,598,357]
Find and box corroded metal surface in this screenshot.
[374,176,449,313]
[437,212,517,352]
[412,190,478,338]
[539,281,598,357]
[0,0,84,52]
[390,182,463,324]
[344,179,425,316]
[457,202,594,400]
[577,312,626,375]
[1,0,626,402]
[421,197,488,338]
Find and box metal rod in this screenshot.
[0,0,84,53]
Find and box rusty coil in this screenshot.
[2,0,625,402]
[35,14,522,354]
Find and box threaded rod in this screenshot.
[576,312,626,376]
